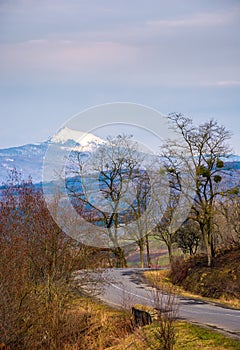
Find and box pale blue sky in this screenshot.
[0,0,240,152]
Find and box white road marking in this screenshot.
[109,283,240,318]
[110,282,152,302]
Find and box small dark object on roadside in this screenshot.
[131,307,152,327]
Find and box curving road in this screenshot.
[98,268,240,339]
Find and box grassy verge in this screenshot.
[143,270,240,309]
[60,296,134,350]
[64,295,240,349]
[108,321,240,349]
[175,322,240,350]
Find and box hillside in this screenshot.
[170,248,240,304]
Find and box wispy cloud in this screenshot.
[146,10,237,29]
[0,0,240,150]
[216,80,240,87]
[0,39,140,81]
[0,3,239,89]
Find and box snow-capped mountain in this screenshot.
[0,127,105,184]
[0,126,239,185]
[51,126,104,150]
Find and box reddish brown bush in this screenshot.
[0,171,105,349]
[170,256,190,285]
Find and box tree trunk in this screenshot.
[202,227,214,267]
[206,241,213,267]
[204,212,214,268]
[114,247,127,268]
[138,238,145,268]
[167,244,173,265]
[210,236,215,259]
[199,217,214,268]
[146,234,152,267]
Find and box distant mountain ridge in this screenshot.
[0,127,104,183]
[0,129,239,184]
[0,142,48,183]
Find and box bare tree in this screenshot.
[124,170,152,268]
[151,285,178,350]
[218,194,240,246]
[153,196,179,264]
[138,272,179,350]
[66,134,145,268]
[162,114,233,267]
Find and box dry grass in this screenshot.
[108,321,240,350]
[144,270,240,309]
[4,293,234,350]
[60,297,135,350]
[0,295,135,350]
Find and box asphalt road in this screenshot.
[99,268,240,338]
